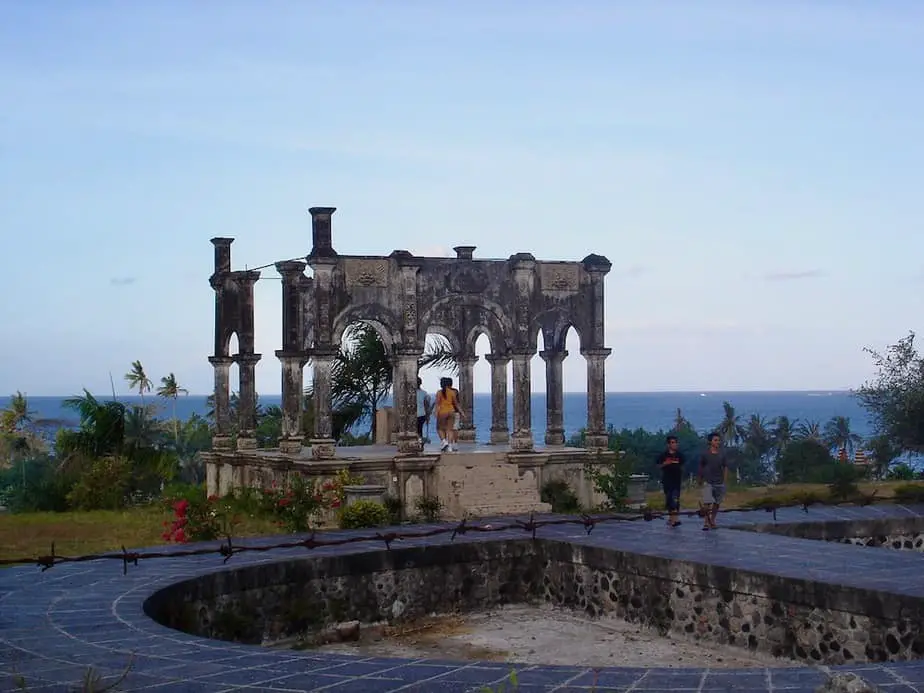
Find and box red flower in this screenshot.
[207,494,218,502]
[173,527,187,543]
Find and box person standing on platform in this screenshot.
[698,432,729,530]
[657,435,685,527]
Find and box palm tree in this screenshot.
[823,415,863,459]
[742,414,774,466]
[796,420,824,443]
[418,334,458,374]
[716,401,744,447]
[124,360,153,405]
[332,324,393,439]
[60,390,126,460]
[156,373,189,443]
[771,415,798,458]
[1,391,34,433]
[673,408,693,433]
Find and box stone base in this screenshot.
[278,438,303,454]
[544,430,565,446]
[236,435,257,451]
[489,429,510,444]
[510,432,535,452]
[456,427,477,443]
[584,433,609,450]
[211,435,233,450]
[395,433,423,456]
[309,438,337,459]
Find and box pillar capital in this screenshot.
[393,346,424,359]
[208,356,235,367]
[275,260,307,276]
[539,349,568,363]
[510,348,534,359]
[236,353,262,366]
[485,353,511,366]
[275,350,308,364]
[581,348,612,360]
[456,354,480,367]
[307,347,338,360]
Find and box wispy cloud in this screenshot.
[110,277,136,286]
[763,269,824,282]
[613,264,649,279]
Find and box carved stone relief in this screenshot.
[344,259,388,288]
[539,263,580,293]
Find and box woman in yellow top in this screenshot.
[435,377,463,452]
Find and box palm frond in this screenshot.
[419,335,458,375]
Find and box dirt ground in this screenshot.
[314,604,799,669]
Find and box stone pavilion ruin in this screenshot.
[203,207,615,517]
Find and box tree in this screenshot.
[124,360,153,404]
[672,408,694,433]
[59,390,126,460]
[823,415,862,458]
[331,324,393,439]
[771,415,798,458]
[855,332,924,453]
[157,373,189,443]
[418,334,458,374]
[795,419,823,443]
[742,414,774,469]
[776,439,838,484]
[716,401,743,447]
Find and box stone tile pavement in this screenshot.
[2,504,924,692]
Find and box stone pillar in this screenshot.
[540,349,567,446]
[510,350,534,451]
[276,352,306,454]
[393,348,424,455]
[208,356,234,449]
[485,354,510,444]
[309,351,337,459]
[456,355,478,443]
[235,353,261,451]
[583,348,612,449]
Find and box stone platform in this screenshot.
[204,443,609,520]
[4,505,924,692]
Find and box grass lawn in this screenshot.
[0,505,280,563]
[1,481,918,565]
[644,480,910,511]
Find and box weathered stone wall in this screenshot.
[146,538,924,666]
[744,518,924,553]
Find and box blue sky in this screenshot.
[1,0,923,396]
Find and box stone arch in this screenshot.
[331,304,402,350]
[423,323,462,354]
[220,329,240,358]
[421,296,514,342]
[533,311,586,353]
[463,324,499,355]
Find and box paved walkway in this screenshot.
[3,505,924,692]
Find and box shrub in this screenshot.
[585,452,634,510]
[541,479,581,514]
[162,484,238,542]
[828,464,861,501]
[414,495,444,523]
[887,463,918,481]
[382,494,403,524]
[339,500,390,529]
[893,483,924,505]
[264,475,323,534]
[66,456,132,511]
[0,454,74,512]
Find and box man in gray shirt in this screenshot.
[698,432,728,531]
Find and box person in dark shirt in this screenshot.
[656,435,685,527]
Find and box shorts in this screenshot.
[663,483,681,512]
[702,483,726,505]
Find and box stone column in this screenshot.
[393,348,424,455]
[485,354,510,444]
[510,350,534,451]
[540,349,567,446]
[208,356,234,449]
[583,348,612,449]
[276,351,306,454]
[456,355,478,443]
[309,351,337,459]
[235,353,261,451]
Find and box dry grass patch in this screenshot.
[0,505,280,563]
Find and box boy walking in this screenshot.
[657,435,685,527]
[698,432,728,531]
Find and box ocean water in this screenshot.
[2,391,872,443]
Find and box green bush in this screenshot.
[0,454,74,512]
[414,495,444,523]
[382,494,403,524]
[540,479,581,514]
[887,463,918,481]
[827,464,861,501]
[893,483,924,505]
[339,500,390,529]
[66,455,132,510]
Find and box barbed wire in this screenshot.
[0,492,893,576]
